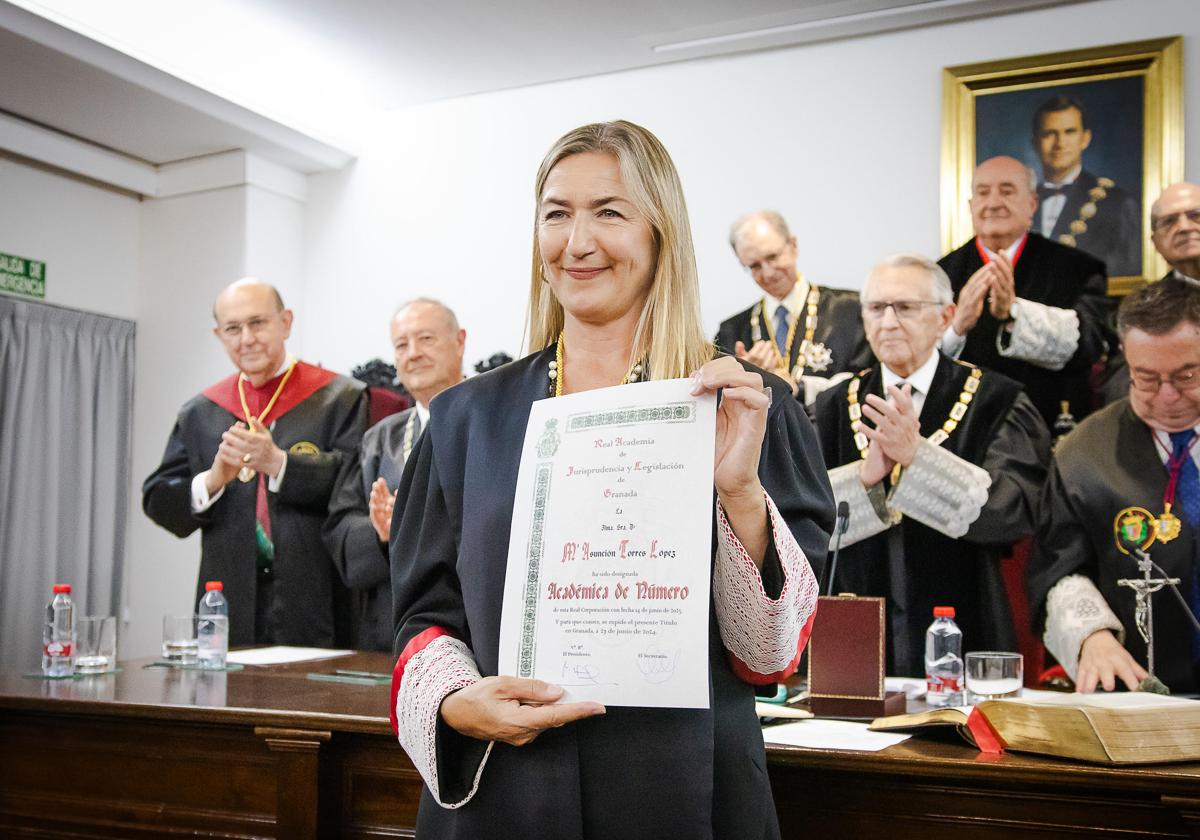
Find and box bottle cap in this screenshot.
[933,606,955,618]
[52,584,71,594]
[205,581,223,591]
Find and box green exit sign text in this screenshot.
[0,252,46,298]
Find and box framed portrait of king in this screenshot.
[941,37,1183,295]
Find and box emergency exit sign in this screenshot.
[0,251,46,298]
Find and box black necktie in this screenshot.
[1037,184,1069,200]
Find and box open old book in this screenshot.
[869,690,1200,764]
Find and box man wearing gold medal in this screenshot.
[715,210,871,404]
[1030,277,1200,694]
[813,254,1050,676]
[143,279,368,647]
[323,298,466,651]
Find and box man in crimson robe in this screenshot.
[143,278,368,647]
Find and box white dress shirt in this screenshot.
[1039,164,1082,237]
[879,350,940,418]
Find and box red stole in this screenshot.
[974,232,1028,267]
[202,360,337,424]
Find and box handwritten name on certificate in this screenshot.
[498,378,717,709]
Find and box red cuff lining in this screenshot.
[728,600,818,685]
[390,626,453,736]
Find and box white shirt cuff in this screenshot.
[190,471,224,513]
[939,325,967,359]
[268,453,288,493]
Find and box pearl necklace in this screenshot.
[547,332,646,397]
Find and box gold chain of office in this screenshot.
[751,283,822,374]
[846,364,982,482]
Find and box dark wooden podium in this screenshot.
[3,652,1200,838]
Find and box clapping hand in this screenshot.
[369,477,396,543]
[857,384,920,484]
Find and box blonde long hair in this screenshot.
[527,120,712,380]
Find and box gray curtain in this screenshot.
[0,297,135,672]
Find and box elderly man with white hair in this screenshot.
[813,254,1051,676]
[1151,182,1200,285]
[938,156,1111,431]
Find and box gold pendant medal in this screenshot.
[1158,504,1182,543]
[238,453,256,483]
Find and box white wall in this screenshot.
[125,182,306,658]
[0,157,140,319]
[303,0,1200,374]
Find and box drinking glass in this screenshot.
[162,615,198,665]
[965,651,1023,702]
[76,615,118,673]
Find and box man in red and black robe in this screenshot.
[143,279,368,647]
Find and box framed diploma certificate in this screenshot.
[498,378,717,709]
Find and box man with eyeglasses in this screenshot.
[1151,182,1200,285]
[143,278,369,648]
[938,156,1110,431]
[1030,277,1200,694]
[812,254,1049,676]
[716,210,871,403]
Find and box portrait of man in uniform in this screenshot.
[943,40,1181,293]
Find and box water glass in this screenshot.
[76,615,118,673]
[162,614,199,665]
[965,651,1023,702]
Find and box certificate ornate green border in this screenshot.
[566,401,695,432]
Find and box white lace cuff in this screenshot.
[712,493,819,682]
[889,439,990,538]
[826,461,896,547]
[1042,574,1125,681]
[394,635,493,809]
[995,296,1079,370]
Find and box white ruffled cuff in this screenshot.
[1042,574,1125,681]
[889,439,990,538]
[394,635,494,809]
[995,296,1079,370]
[826,461,896,547]
[712,492,819,680]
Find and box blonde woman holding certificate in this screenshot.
[388,120,832,839]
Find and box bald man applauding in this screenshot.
[143,279,368,648]
[938,156,1110,430]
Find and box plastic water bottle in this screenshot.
[924,606,963,707]
[197,581,229,669]
[42,583,75,677]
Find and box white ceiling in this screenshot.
[0,0,1085,172]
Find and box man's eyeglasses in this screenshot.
[1129,365,1200,393]
[219,316,277,339]
[861,300,945,320]
[1151,208,1200,234]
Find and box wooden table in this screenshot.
[2,653,1199,838]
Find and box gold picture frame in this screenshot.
[941,37,1183,296]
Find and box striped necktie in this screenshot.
[773,304,789,356]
